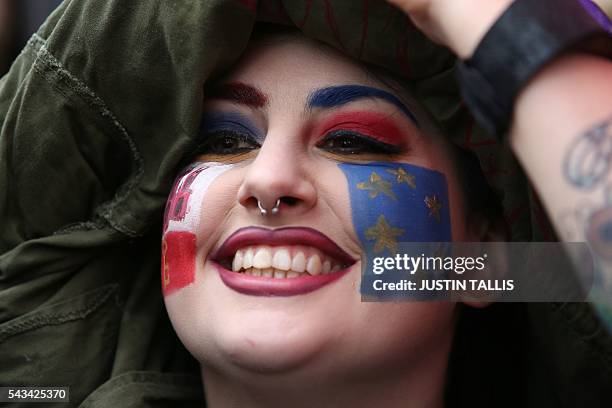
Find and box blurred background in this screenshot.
[1,0,612,76]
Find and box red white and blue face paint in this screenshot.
[338,161,451,295]
[162,162,234,296]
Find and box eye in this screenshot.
[316,130,403,155]
[195,131,261,155]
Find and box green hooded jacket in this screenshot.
[1,0,611,406]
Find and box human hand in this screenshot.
[385,0,513,58]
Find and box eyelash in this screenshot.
[315,130,404,155]
[195,129,404,156]
[195,130,261,155]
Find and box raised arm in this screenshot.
[388,0,612,325]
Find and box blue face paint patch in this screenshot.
[339,161,451,248]
[339,162,452,298]
[307,85,419,128]
[200,111,264,142]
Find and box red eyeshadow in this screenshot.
[314,111,406,145]
[208,82,268,108]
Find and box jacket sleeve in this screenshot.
[0,0,253,404]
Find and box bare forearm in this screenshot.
[508,54,612,318]
[511,53,612,234]
[511,54,612,259]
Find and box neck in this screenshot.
[201,338,451,408]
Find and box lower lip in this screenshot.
[214,263,352,296]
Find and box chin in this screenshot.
[165,286,340,376]
[212,323,328,374]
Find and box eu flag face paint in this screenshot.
[338,162,451,295]
[162,162,234,296]
[340,162,451,246]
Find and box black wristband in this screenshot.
[456,0,612,138]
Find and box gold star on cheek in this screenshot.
[387,167,416,189]
[424,195,442,222]
[357,172,397,200]
[365,215,405,254]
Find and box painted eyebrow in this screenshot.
[306,85,419,127]
[205,82,268,108]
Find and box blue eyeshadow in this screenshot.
[200,111,264,142]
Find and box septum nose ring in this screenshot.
[258,199,281,216]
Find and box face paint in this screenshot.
[338,161,451,294]
[200,111,265,143]
[315,111,408,146]
[162,231,197,294]
[162,162,234,296]
[307,85,419,127]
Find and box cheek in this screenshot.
[338,161,452,295]
[354,302,457,369]
[162,162,235,296]
[338,161,452,254]
[161,231,197,296]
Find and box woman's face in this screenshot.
[163,35,472,381]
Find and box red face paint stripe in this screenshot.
[314,111,407,146]
[162,231,197,296]
[207,82,268,108]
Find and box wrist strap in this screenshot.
[456,0,612,138]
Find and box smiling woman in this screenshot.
[1,0,610,407]
[160,28,502,408]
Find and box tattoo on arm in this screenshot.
[560,117,612,302]
[562,116,612,256]
[564,116,612,190]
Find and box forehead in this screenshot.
[218,34,378,96]
[206,34,422,124]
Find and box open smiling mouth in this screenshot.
[210,227,358,296]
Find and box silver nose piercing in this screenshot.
[258,199,281,215]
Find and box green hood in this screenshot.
[0,0,610,406]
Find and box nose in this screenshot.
[237,130,317,217]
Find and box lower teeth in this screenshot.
[240,267,307,278]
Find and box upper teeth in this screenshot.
[232,245,343,276]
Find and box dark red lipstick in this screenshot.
[210,227,357,296]
[211,226,356,265]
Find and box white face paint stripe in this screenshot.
[165,162,235,234]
